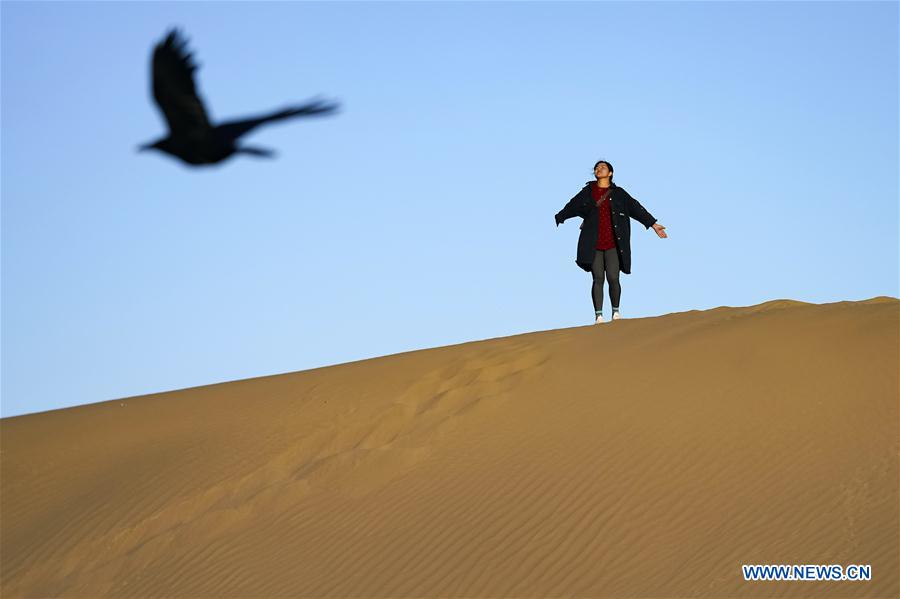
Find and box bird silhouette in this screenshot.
[139,28,339,165]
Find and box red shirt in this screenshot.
[591,182,617,250]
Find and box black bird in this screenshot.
[139,28,339,165]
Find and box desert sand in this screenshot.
[2,297,898,598]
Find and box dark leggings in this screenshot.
[591,248,621,312]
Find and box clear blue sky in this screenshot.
[2,1,897,418]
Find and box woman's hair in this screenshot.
[593,160,614,184]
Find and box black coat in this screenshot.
[555,181,657,274]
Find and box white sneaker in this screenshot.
[612,311,622,321]
[595,314,605,324]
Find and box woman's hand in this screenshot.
[652,223,667,238]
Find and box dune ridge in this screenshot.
[2,297,898,598]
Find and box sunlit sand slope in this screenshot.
[2,297,897,598]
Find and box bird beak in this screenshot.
[136,143,153,153]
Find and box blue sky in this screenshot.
[2,1,897,418]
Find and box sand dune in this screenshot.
[2,297,898,598]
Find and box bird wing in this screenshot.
[215,98,340,140]
[151,29,212,135]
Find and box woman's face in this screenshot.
[594,162,611,179]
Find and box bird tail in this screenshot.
[235,146,276,158]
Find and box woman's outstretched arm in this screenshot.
[624,191,656,229]
[554,188,588,226]
[625,190,667,238]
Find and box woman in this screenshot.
[554,160,667,324]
